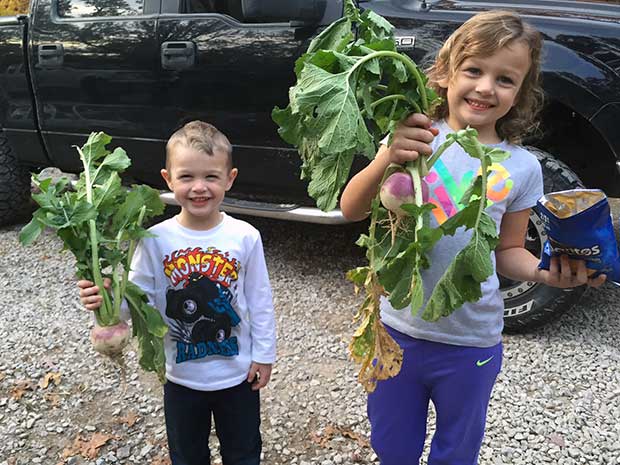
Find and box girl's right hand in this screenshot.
[388,113,438,165]
[77,278,111,311]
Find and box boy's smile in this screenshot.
[441,41,531,143]
[161,145,237,230]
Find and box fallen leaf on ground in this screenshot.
[61,432,117,460]
[43,392,61,407]
[39,372,62,389]
[118,411,140,427]
[309,424,370,449]
[341,428,371,448]
[151,455,172,465]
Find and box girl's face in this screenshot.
[440,41,531,143]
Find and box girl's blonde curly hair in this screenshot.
[426,10,544,144]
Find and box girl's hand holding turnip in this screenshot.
[340,113,438,222]
[386,113,438,165]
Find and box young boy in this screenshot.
[79,121,276,465]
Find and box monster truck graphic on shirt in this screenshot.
[162,247,242,363]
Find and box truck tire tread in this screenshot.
[0,131,31,226]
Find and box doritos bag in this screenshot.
[536,189,620,285]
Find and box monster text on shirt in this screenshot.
[164,246,239,287]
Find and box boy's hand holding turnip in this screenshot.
[78,278,133,358]
[78,278,110,310]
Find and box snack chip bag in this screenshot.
[535,189,620,285]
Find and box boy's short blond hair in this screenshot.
[426,10,544,143]
[166,121,233,170]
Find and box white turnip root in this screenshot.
[380,171,429,217]
[90,321,131,358]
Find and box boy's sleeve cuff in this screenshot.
[251,353,277,364]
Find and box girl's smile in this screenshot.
[465,98,494,111]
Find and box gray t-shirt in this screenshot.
[380,120,543,347]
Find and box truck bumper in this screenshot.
[159,192,351,225]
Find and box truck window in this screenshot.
[0,0,29,15]
[177,0,243,22]
[57,0,144,18]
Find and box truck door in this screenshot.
[157,0,342,204]
[29,0,163,185]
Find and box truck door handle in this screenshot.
[38,43,64,68]
[161,41,196,70]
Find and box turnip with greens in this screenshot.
[273,0,510,392]
[19,132,168,384]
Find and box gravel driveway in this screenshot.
[1,215,619,465]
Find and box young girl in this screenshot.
[340,10,607,465]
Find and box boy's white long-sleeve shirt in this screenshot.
[128,213,276,391]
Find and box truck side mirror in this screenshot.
[241,0,327,24]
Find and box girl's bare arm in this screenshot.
[340,146,391,221]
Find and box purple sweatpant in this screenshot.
[367,325,502,465]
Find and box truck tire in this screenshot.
[501,147,587,333]
[0,131,31,226]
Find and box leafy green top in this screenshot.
[273,2,434,211]
[19,132,168,382]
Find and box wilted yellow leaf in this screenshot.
[348,271,403,393]
[39,372,62,389]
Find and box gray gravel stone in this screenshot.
[1,217,619,465]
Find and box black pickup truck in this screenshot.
[1,0,619,331]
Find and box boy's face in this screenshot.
[439,41,530,143]
[161,145,237,230]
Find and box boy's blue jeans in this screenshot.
[164,379,261,465]
[367,325,502,465]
